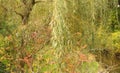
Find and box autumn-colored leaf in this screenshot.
[81,45,87,49]
[79,53,88,62]
[7,35,12,40]
[31,32,37,38]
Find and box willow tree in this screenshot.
[51,0,73,72]
[51,0,119,73]
[75,0,120,72]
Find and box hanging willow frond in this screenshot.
[50,0,119,72]
[50,0,73,72]
[51,0,72,54]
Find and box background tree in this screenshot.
[0,0,120,73]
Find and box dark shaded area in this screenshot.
[115,52,120,60]
[118,0,120,5]
[0,62,8,73]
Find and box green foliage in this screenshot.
[111,31,120,52]
[0,62,8,73]
[0,0,120,73]
[80,62,99,73]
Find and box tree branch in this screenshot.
[20,0,27,5]
[14,11,23,19]
[0,5,8,11]
[35,0,53,4]
[32,0,36,5]
[35,1,44,4]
